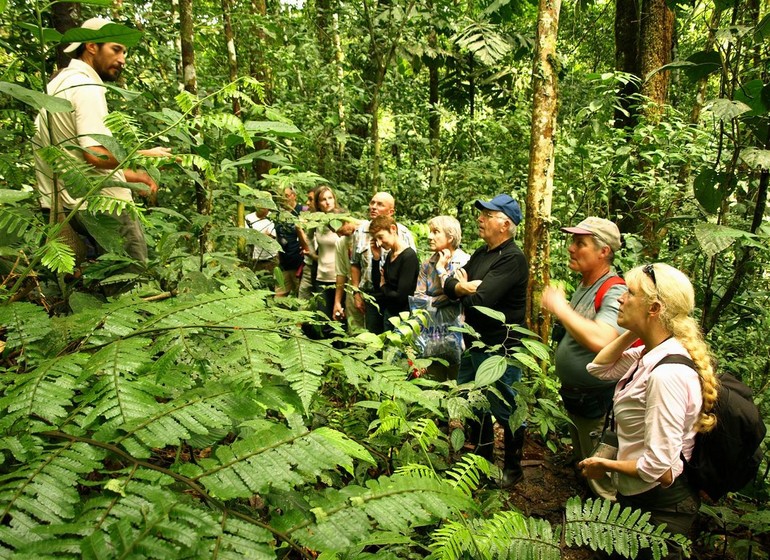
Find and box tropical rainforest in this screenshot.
[0,0,768,558]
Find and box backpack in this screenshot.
[653,355,767,501]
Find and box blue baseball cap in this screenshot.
[475,194,522,225]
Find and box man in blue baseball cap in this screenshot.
[443,193,528,488]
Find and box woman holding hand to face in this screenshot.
[368,215,419,330]
[578,263,719,559]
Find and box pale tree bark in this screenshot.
[171,0,184,90]
[333,11,347,160]
[222,0,247,256]
[179,0,211,263]
[524,0,561,342]
[428,26,440,195]
[249,0,273,184]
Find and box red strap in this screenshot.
[594,275,643,348]
[594,276,625,312]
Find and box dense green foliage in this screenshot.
[0,0,768,557]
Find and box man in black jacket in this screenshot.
[444,193,528,488]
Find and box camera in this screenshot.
[551,321,567,343]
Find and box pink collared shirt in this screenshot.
[587,337,703,496]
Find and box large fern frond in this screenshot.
[0,440,105,554]
[428,510,560,560]
[564,496,691,559]
[75,338,162,445]
[181,425,373,500]
[277,336,335,413]
[9,472,275,559]
[0,353,88,431]
[114,386,248,457]
[0,302,53,366]
[283,473,475,554]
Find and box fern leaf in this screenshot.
[0,440,104,547]
[444,453,490,496]
[182,425,372,500]
[0,354,88,430]
[285,474,474,554]
[0,206,43,245]
[116,387,243,455]
[278,336,333,413]
[39,236,76,273]
[76,338,161,447]
[564,496,681,559]
[0,302,53,365]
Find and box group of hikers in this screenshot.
[248,184,717,559]
[33,18,723,559]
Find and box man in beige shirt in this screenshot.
[32,18,170,265]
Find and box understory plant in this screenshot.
[0,290,691,559]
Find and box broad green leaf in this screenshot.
[473,306,506,324]
[755,13,770,42]
[17,23,62,44]
[512,351,540,372]
[473,355,507,388]
[244,120,302,137]
[450,428,465,452]
[88,134,127,163]
[657,53,720,82]
[704,98,751,121]
[60,23,143,49]
[521,339,551,362]
[103,83,143,101]
[740,147,770,170]
[693,169,729,214]
[0,189,33,204]
[694,223,754,258]
[734,80,770,116]
[0,82,72,112]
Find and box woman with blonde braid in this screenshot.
[578,263,718,557]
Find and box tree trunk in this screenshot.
[428,27,440,195]
[524,0,561,344]
[639,0,674,122]
[179,0,210,264]
[613,0,640,130]
[51,2,80,72]
[333,11,347,161]
[222,0,247,258]
[249,0,273,185]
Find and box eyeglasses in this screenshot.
[480,210,506,221]
[643,263,657,286]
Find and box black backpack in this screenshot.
[654,355,766,501]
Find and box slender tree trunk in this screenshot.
[428,27,440,196]
[51,2,80,71]
[524,0,561,343]
[222,0,247,258]
[180,0,211,265]
[249,0,273,185]
[333,11,346,161]
[613,0,640,130]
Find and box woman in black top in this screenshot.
[369,215,419,330]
